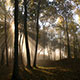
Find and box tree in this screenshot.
[65,16,71,58]
[69,21,80,58]
[59,29,62,60]
[54,0,72,58]
[0,0,9,66]
[33,0,40,67]
[4,6,8,66]
[0,47,5,65]
[12,0,19,79]
[23,0,31,68]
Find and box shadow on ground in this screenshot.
[0,59,80,80]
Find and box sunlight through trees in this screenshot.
[0,0,80,80]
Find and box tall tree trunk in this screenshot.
[73,36,77,58]
[43,26,46,59]
[54,52,56,61]
[19,34,23,65]
[12,0,19,79]
[24,0,31,68]
[33,1,40,67]
[66,17,71,58]
[60,30,61,60]
[63,18,66,59]
[4,14,8,66]
[75,34,79,58]
[1,48,5,65]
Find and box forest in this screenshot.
[0,0,80,80]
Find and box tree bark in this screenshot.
[73,36,77,58]
[33,1,40,67]
[1,48,5,65]
[43,26,46,60]
[12,0,19,79]
[66,17,71,58]
[4,14,8,66]
[24,0,31,68]
[60,30,61,60]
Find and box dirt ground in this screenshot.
[0,59,80,80]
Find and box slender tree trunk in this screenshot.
[73,36,77,58]
[79,42,80,58]
[75,34,79,58]
[63,18,66,59]
[74,27,79,58]
[4,14,8,66]
[60,31,61,60]
[1,48,5,65]
[33,1,40,67]
[77,37,80,58]
[12,0,19,79]
[54,52,55,61]
[66,17,71,58]
[19,34,23,65]
[24,0,31,68]
[43,26,46,59]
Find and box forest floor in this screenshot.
[0,58,80,80]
